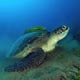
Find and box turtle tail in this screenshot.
[4,48,46,72]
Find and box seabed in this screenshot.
[0,39,80,80]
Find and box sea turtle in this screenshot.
[4,25,70,72]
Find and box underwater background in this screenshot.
[0,0,80,80]
[0,0,80,58]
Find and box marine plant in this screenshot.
[24,26,46,34]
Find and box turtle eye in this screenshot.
[62,25,68,31]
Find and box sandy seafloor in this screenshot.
[0,39,80,80]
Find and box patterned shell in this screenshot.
[8,31,48,57]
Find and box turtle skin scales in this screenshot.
[4,48,46,72]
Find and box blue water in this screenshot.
[0,0,80,57]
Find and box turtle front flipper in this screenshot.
[4,48,46,72]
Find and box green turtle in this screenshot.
[4,25,70,72]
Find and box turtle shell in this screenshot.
[8,31,48,58]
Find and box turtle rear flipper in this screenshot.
[4,48,46,72]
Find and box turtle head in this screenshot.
[42,25,69,52]
[51,25,70,41]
